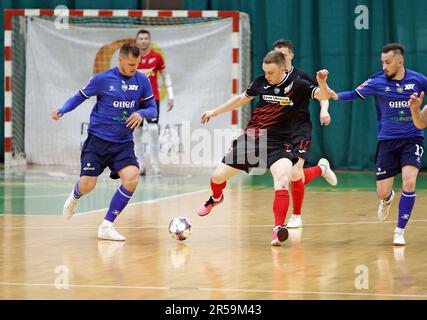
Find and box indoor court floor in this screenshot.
[1,167,427,300]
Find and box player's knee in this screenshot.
[377,188,391,200]
[274,175,290,190]
[211,170,226,184]
[122,174,139,191]
[79,178,97,193]
[402,179,416,192]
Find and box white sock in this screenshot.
[395,227,404,234]
[101,219,113,228]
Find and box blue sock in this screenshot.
[397,191,416,229]
[73,182,82,199]
[104,185,133,223]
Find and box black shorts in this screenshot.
[291,134,312,160]
[80,134,139,180]
[141,100,160,124]
[221,134,298,173]
[375,137,424,181]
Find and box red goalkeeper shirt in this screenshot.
[137,49,166,101]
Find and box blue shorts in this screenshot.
[80,134,139,180]
[375,137,424,181]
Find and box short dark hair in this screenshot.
[382,43,405,56]
[273,39,294,52]
[136,29,151,38]
[263,50,286,66]
[119,43,140,58]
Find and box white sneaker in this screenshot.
[377,190,395,221]
[318,158,337,186]
[98,221,126,241]
[63,191,79,220]
[393,229,405,246]
[287,214,303,228]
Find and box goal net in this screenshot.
[4,9,251,171]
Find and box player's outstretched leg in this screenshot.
[317,158,337,186]
[289,159,305,228]
[63,177,96,219]
[197,163,240,217]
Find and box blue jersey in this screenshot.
[78,67,154,143]
[354,69,427,140]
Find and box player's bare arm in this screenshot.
[313,69,335,101]
[160,70,174,111]
[319,100,331,126]
[408,91,427,129]
[201,92,254,124]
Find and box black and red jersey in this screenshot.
[244,72,318,143]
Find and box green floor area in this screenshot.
[1,170,427,215]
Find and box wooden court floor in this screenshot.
[1,172,427,300]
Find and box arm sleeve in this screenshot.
[137,98,157,119]
[337,91,360,101]
[79,74,101,98]
[245,77,262,97]
[353,77,378,99]
[58,91,87,115]
[299,79,318,100]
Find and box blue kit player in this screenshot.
[331,43,427,245]
[51,44,157,241]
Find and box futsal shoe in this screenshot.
[271,226,289,246]
[98,221,126,241]
[393,228,405,246]
[377,190,395,221]
[63,191,80,220]
[197,195,224,217]
[286,214,303,228]
[318,158,337,186]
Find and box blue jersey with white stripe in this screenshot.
[80,67,154,143]
[354,69,427,140]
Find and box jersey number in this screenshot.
[415,144,424,157]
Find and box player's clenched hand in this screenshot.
[201,110,216,124]
[126,112,143,129]
[320,111,331,126]
[167,99,174,111]
[51,110,62,120]
[408,91,424,111]
[316,69,329,83]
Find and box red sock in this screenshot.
[304,166,322,185]
[210,179,226,199]
[273,190,289,227]
[291,179,305,215]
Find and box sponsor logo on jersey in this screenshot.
[109,85,116,91]
[262,95,294,106]
[121,81,138,92]
[405,83,415,90]
[385,86,391,92]
[148,57,156,64]
[389,100,409,108]
[274,87,280,94]
[113,100,136,108]
[139,68,155,77]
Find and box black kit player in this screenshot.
[196,50,335,246]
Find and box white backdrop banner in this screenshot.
[25,17,239,167]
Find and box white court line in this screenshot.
[0,282,426,299]
[0,189,209,217]
[74,189,209,216]
[0,193,70,199]
[2,219,427,229]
